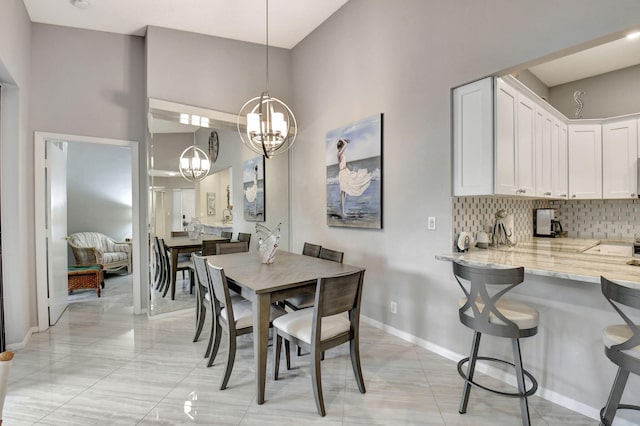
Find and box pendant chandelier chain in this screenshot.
[264,0,269,93]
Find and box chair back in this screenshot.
[302,242,322,257]
[216,241,249,255]
[601,276,640,354]
[237,232,252,244]
[202,238,230,256]
[208,264,236,325]
[453,260,526,338]
[312,270,365,340]
[192,253,212,308]
[171,231,188,237]
[319,247,344,263]
[221,231,233,239]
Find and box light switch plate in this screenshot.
[428,216,436,230]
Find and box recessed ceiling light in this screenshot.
[626,31,640,40]
[71,0,90,10]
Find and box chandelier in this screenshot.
[179,134,211,182]
[237,0,297,159]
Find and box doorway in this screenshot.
[34,132,142,331]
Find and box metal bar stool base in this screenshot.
[457,356,538,400]
[600,404,640,426]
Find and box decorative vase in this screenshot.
[186,218,203,240]
[256,223,281,264]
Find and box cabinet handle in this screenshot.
[544,192,551,196]
[571,194,577,198]
[559,194,567,197]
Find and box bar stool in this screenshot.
[452,260,539,426]
[600,276,640,426]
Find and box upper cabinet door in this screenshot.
[535,107,553,197]
[452,77,494,196]
[515,93,536,196]
[495,79,518,195]
[568,124,602,199]
[602,118,638,199]
[551,119,569,198]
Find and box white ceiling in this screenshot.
[22,0,349,49]
[528,34,640,87]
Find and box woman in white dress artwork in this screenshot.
[337,138,372,217]
[244,164,259,215]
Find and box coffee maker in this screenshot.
[534,208,562,237]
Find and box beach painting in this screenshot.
[243,155,265,221]
[326,114,383,229]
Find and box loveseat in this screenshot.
[67,232,131,273]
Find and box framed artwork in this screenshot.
[326,113,383,229]
[207,192,216,216]
[243,155,265,221]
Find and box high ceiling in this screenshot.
[22,0,349,49]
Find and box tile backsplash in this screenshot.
[452,197,551,247]
[453,196,640,248]
[550,199,640,240]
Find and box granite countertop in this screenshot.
[436,237,640,286]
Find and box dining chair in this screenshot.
[207,263,288,389]
[220,231,233,240]
[159,237,193,298]
[215,241,249,255]
[202,238,230,256]
[319,247,344,263]
[152,236,164,290]
[599,276,640,425]
[273,269,366,416]
[302,242,322,258]
[237,232,252,245]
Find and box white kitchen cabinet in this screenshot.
[535,108,553,197]
[452,77,493,196]
[568,124,602,199]
[495,78,535,196]
[551,120,568,198]
[602,118,638,199]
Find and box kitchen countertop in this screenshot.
[436,237,640,286]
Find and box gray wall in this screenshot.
[290,0,640,415]
[66,142,133,241]
[29,24,147,316]
[549,64,640,118]
[0,0,33,345]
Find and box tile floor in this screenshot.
[3,275,598,425]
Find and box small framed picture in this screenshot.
[207,192,216,216]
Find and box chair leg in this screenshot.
[273,333,282,380]
[349,337,366,394]
[207,317,222,364]
[512,338,531,426]
[601,367,630,426]
[311,348,326,417]
[220,331,236,390]
[193,304,205,342]
[285,340,291,370]
[459,331,482,414]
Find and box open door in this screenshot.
[46,141,68,325]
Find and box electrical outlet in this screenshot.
[390,301,397,314]
[427,216,436,230]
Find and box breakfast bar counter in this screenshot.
[436,237,640,285]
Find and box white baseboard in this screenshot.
[5,326,39,351]
[361,315,607,423]
[148,307,195,320]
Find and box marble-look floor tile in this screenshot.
[4,274,599,426]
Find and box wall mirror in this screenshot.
[148,99,239,316]
[506,29,640,119]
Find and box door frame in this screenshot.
[34,131,142,331]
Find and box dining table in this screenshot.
[163,235,229,300]
[206,250,365,405]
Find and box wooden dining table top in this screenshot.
[206,250,364,294]
[163,235,228,249]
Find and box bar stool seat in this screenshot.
[599,276,640,425]
[453,260,539,426]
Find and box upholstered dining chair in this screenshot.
[599,276,640,425]
[215,241,249,255]
[207,263,288,389]
[202,238,230,256]
[152,236,165,290]
[272,269,366,416]
[302,242,322,258]
[319,247,344,263]
[158,237,193,298]
[237,232,252,245]
[220,231,233,240]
